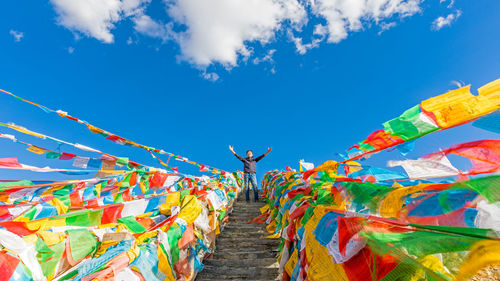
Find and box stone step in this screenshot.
[217,231,270,238]
[211,249,279,260]
[222,225,265,231]
[220,229,267,234]
[216,239,280,248]
[225,222,261,226]
[227,220,261,223]
[232,207,265,211]
[222,222,263,226]
[196,276,281,281]
[216,236,280,242]
[198,265,280,279]
[230,210,261,214]
[214,244,278,254]
[228,209,263,213]
[227,219,261,224]
[203,257,278,268]
[217,244,280,251]
[225,221,265,226]
[227,214,262,219]
[229,210,261,214]
[233,201,265,205]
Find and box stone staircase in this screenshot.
[196,197,281,281]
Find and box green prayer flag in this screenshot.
[180,189,190,198]
[453,175,500,202]
[118,216,147,233]
[66,229,98,262]
[35,237,54,263]
[116,157,129,166]
[64,209,103,227]
[409,223,494,239]
[343,182,393,212]
[363,230,481,257]
[383,105,439,141]
[0,180,33,188]
[45,151,62,159]
[167,224,183,265]
[40,242,65,277]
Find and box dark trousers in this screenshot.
[244,173,259,201]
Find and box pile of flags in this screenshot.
[255,79,500,281]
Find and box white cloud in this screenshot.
[202,71,220,81]
[432,10,461,31]
[67,46,75,53]
[49,0,436,69]
[9,30,23,42]
[440,0,455,9]
[50,0,150,43]
[159,0,423,66]
[378,22,397,35]
[253,49,276,65]
[289,26,325,55]
[132,13,171,42]
[309,0,421,43]
[163,0,307,68]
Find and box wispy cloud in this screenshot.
[9,30,24,42]
[132,13,171,42]
[432,10,462,31]
[378,22,397,35]
[440,0,455,9]
[253,49,276,65]
[202,71,219,82]
[67,46,75,53]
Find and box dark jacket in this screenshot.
[233,153,266,174]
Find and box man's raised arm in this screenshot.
[229,145,245,161]
[255,147,272,162]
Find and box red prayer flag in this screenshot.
[0,157,22,168]
[424,139,500,175]
[59,152,76,160]
[0,251,20,281]
[149,172,167,188]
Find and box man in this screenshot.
[229,145,272,202]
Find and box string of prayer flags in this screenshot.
[0,88,229,175]
[0,129,147,171]
[343,79,500,162]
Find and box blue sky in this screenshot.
[0,0,499,182]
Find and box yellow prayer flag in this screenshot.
[456,240,500,281]
[160,191,181,216]
[421,80,500,129]
[285,248,298,276]
[26,145,47,154]
[158,244,176,281]
[8,124,45,138]
[178,195,202,224]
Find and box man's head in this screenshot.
[246,150,253,158]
